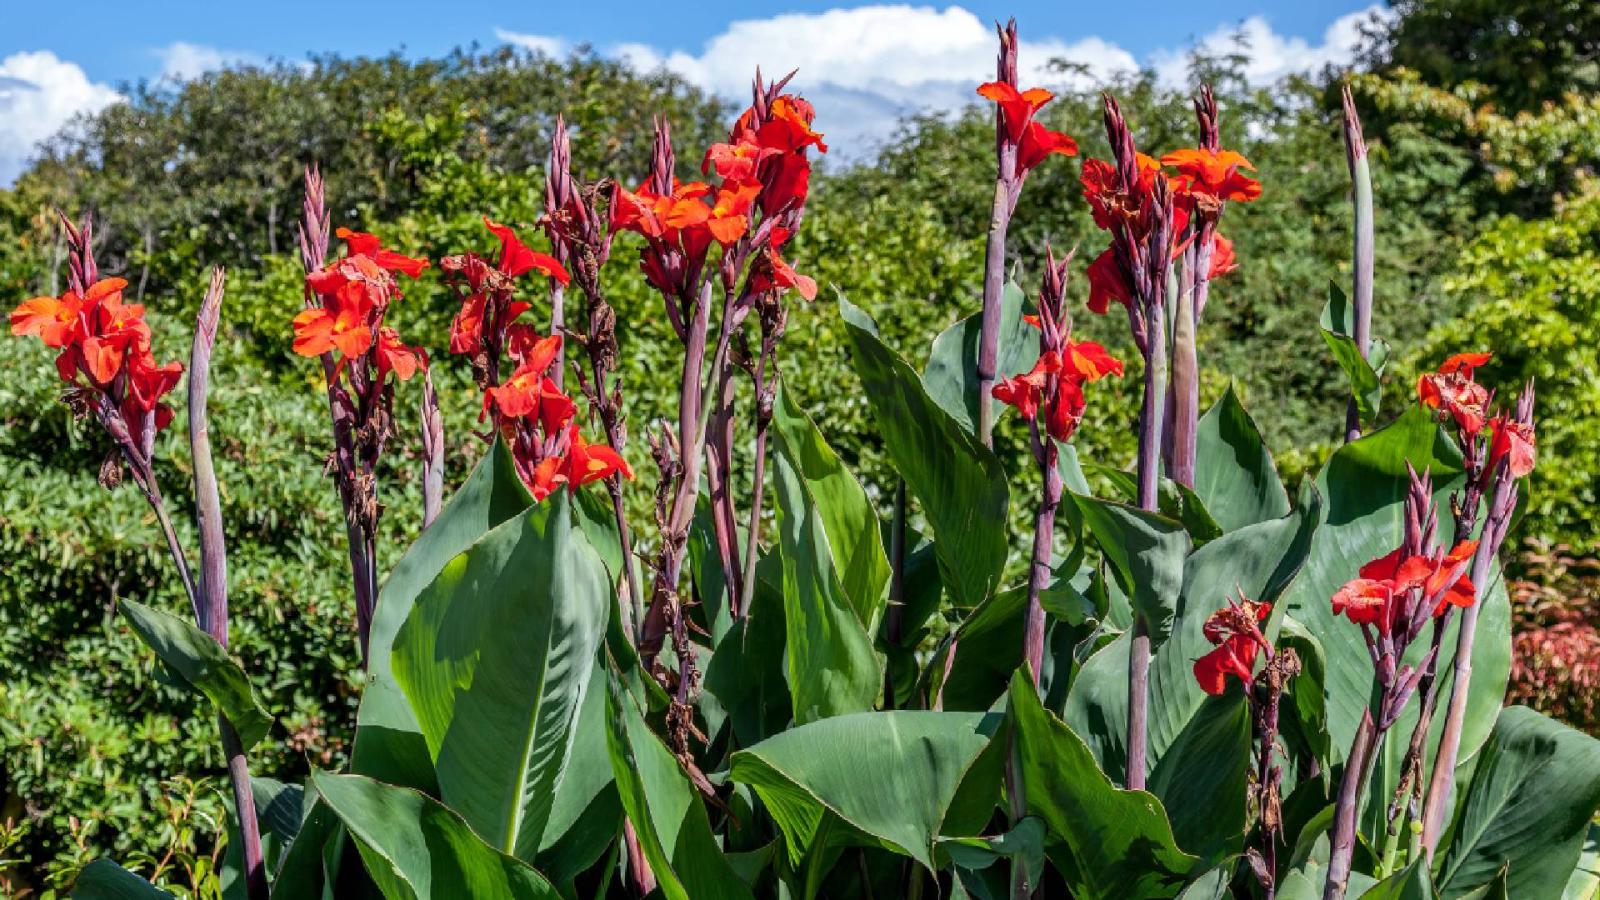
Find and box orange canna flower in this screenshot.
[1161,148,1261,206]
[1487,416,1536,479]
[976,82,1054,144]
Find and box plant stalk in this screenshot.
[1342,86,1374,444]
[189,268,267,900]
[976,176,1012,448]
[1325,710,1378,900]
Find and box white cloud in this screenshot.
[155,41,260,82]
[610,5,1137,159]
[600,3,1388,159]
[1150,5,1391,88]
[0,51,121,184]
[494,29,570,58]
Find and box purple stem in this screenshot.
[1325,710,1378,900]
[1341,86,1373,444]
[1126,301,1166,792]
[420,368,444,529]
[189,269,267,900]
[1023,422,1061,685]
[976,176,1014,448]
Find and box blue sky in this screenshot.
[0,1,1387,180]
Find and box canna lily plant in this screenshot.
[18,19,1600,900]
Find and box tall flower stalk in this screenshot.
[991,247,1121,682]
[10,220,267,899]
[1193,595,1299,900]
[1081,95,1177,790]
[973,20,1078,446]
[1160,86,1258,485]
[1341,85,1375,444]
[293,169,431,659]
[1420,381,1536,852]
[542,118,644,638]
[1323,467,1481,899]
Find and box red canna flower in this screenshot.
[482,217,569,283]
[1208,233,1238,278]
[1334,539,1478,635]
[11,278,126,348]
[1061,338,1125,381]
[333,228,430,278]
[702,180,763,245]
[754,96,827,154]
[1017,120,1078,173]
[978,81,1077,178]
[292,284,374,361]
[563,423,635,487]
[749,230,817,301]
[1160,148,1262,207]
[374,327,427,382]
[122,348,183,409]
[976,82,1054,144]
[1487,415,1536,478]
[1193,598,1271,696]
[1085,248,1133,314]
[1418,352,1492,435]
[486,363,575,433]
[702,134,778,182]
[1080,154,1163,232]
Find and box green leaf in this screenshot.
[391,491,610,863]
[1436,706,1600,899]
[354,439,533,791]
[1193,384,1291,531]
[1008,670,1200,899]
[1561,823,1600,900]
[1146,692,1251,862]
[729,710,999,871]
[840,295,1009,609]
[533,660,621,884]
[1321,282,1390,423]
[704,573,791,747]
[939,818,1047,890]
[922,281,1038,435]
[603,674,754,900]
[1359,859,1432,900]
[770,432,882,722]
[1069,495,1191,647]
[310,771,559,900]
[772,380,891,632]
[119,600,272,750]
[1282,407,1510,792]
[72,859,178,899]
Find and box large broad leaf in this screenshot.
[1069,495,1190,648]
[603,675,754,900]
[704,573,791,747]
[922,281,1038,435]
[1282,407,1510,801]
[1435,706,1600,899]
[310,771,559,900]
[1008,671,1200,899]
[1146,692,1251,862]
[728,711,1000,871]
[72,860,178,899]
[533,660,621,886]
[354,439,533,790]
[119,600,272,750]
[1192,385,1291,532]
[770,436,881,722]
[772,381,891,630]
[390,491,609,863]
[1562,824,1600,900]
[840,295,1009,609]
